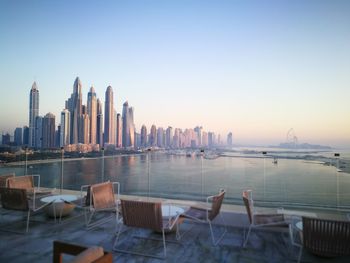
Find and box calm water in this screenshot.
[1,151,349,210]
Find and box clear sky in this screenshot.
[1,0,349,148]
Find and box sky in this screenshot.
[0,0,349,148]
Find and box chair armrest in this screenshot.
[53,241,112,263]
[289,215,302,248]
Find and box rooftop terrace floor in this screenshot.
[0,193,349,263]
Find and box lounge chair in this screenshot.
[84,181,120,229]
[113,199,182,259]
[290,216,350,263]
[6,174,52,197]
[181,189,227,246]
[0,173,15,187]
[53,240,112,263]
[0,187,54,233]
[242,189,287,247]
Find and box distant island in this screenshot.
[276,142,332,150]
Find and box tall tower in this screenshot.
[87,86,97,144]
[104,86,115,145]
[165,126,173,148]
[96,98,103,146]
[29,82,39,147]
[227,132,233,147]
[149,125,157,147]
[60,109,70,147]
[66,77,82,144]
[140,125,147,147]
[116,113,122,148]
[157,127,164,148]
[42,113,55,148]
[128,107,135,148]
[122,101,129,147]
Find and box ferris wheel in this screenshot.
[286,128,298,146]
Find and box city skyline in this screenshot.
[1,1,350,148]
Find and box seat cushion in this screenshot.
[183,207,210,221]
[254,213,286,225]
[70,246,104,263]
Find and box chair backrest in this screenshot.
[209,190,226,221]
[242,190,254,224]
[0,187,29,211]
[121,199,163,232]
[0,173,15,187]
[7,175,34,190]
[302,217,350,257]
[90,182,115,210]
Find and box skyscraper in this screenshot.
[87,86,97,144]
[227,132,233,147]
[157,127,164,148]
[66,77,82,144]
[165,126,173,148]
[42,113,55,148]
[104,86,115,145]
[35,116,43,148]
[122,101,129,147]
[14,127,23,146]
[140,125,147,147]
[128,107,135,148]
[149,125,157,147]
[116,113,122,148]
[96,98,103,147]
[29,82,39,147]
[60,109,70,147]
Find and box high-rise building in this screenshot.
[227,132,233,147]
[35,116,43,148]
[66,77,82,144]
[14,127,23,146]
[157,127,164,148]
[194,126,202,147]
[23,126,29,146]
[202,131,208,147]
[29,82,39,147]
[96,99,103,147]
[173,128,180,148]
[165,126,173,148]
[42,113,55,148]
[140,125,147,147]
[122,101,135,148]
[2,133,11,145]
[60,109,70,147]
[87,86,97,144]
[79,113,90,144]
[116,113,122,148]
[104,86,115,145]
[128,107,135,148]
[149,125,157,147]
[208,132,215,148]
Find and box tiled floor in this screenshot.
[1,208,349,263]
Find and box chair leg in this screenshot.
[162,229,167,258]
[243,225,252,247]
[26,210,30,233]
[297,247,303,263]
[208,214,227,246]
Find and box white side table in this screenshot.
[41,194,77,218]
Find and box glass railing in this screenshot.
[1,149,349,213]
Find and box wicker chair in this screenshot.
[84,181,120,229]
[181,189,227,246]
[53,240,112,263]
[290,217,350,263]
[0,187,53,233]
[242,189,287,247]
[113,199,182,259]
[0,173,15,187]
[6,174,51,197]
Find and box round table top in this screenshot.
[41,194,77,203]
[162,204,185,218]
[296,221,303,231]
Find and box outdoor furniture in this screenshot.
[0,173,15,187]
[0,187,54,233]
[53,240,112,263]
[113,199,182,259]
[41,194,78,219]
[6,174,52,197]
[242,189,287,247]
[181,189,227,246]
[84,181,120,229]
[289,217,350,263]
